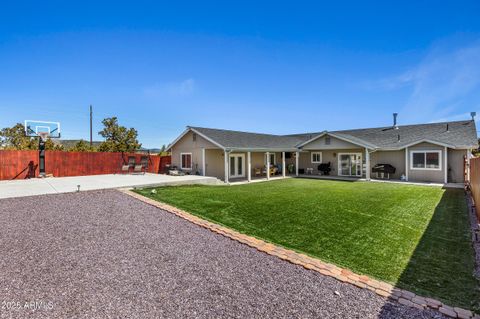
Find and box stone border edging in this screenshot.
[120,189,478,319]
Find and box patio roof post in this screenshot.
[444,146,448,184]
[405,147,409,182]
[247,151,251,182]
[365,148,370,181]
[266,152,270,180]
[282,151,286,178]
[295,151,299,176]
[224,150,229,184]
[202,148,206,176]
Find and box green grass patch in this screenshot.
[135,178,479,310]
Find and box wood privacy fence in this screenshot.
[0,150,171,180]
[469,157,480,221]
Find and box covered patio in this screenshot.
[221,150,301,184]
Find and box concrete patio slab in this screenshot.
[0,173,219,199]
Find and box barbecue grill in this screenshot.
[371,163,396,179]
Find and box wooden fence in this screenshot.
[0,150,171,180]
[469,157,480,221]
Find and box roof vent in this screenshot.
[446,123,449,132]
[393,113,399,129]
[471,112,476,121]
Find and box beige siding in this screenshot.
[296,149,365,176]
[171,131,220,175]
[370,150,406,180]
[448,149,466,183]
[407,142,444,183]
[302,135,360,150]
[204,149,224,179]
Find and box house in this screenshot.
[167,115,478,184]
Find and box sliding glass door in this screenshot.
[338,153,362,177]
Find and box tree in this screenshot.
[69,139,95,152]
[98,117,141,152]
[0,123,36,150]
[43,138,64,151]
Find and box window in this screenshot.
[410,151,441,170]
[311,152,322,163]
[264,153,276,165]
[325,136,331,145]
[181,153,192,169]
[192,133,197,142]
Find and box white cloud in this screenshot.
[370,38,480,122]
[144,78,196,98]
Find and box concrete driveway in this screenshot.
[0,173,218,199]
[0,190,445,318]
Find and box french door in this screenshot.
[338,153,362,177]
[229,154,245,178]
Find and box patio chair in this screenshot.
[133,164,145,175]
[254,167,262,177]
[140,156,149,172]
[121,164,130,174]
[127,156,136,169]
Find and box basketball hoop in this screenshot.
[38,132,49,141]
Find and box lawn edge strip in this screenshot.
[120,188,477,319]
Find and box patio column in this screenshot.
[295,151,299,176]
[266,152,270,180]
[282,152,286,178]
[365,148,370,181]
[202,148,206,176]
[405,147,409,181]
[224,150,229,184]
[444,146,448,184]
[247,151,252,182]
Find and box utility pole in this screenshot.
[89,105,93,146]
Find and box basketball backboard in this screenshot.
[25,120,61,139]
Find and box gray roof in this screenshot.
[187,120,478,150]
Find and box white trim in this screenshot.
[338,152,363,177]
[264,152,276,165]
[402,139,455,149]
[224,150,229,183]
[365,148,370,181]
[201,148,206,176]
[167,127,226,151]
[282,152,286,178]
[310,151,322,164]
[295,152,299,176]
[247,152,252,182]
[180,152,193,170]
[297,131,375,149]
[444,146,448,183]
[405,147,409,181]
[229,153,245,178]
[409,150,442,171]
[266,152,270,180]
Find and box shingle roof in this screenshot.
[187,120,478,150]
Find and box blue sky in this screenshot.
[1,1,480,148]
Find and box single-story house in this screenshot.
[167,116,478,184]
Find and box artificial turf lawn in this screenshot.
[135,178,480,310]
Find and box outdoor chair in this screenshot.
[133,164,145,174]
[127,156,136,168]
[121,164,130,174]
[140,156,149,172]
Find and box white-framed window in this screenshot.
[264,153,276,165]
[410,150,441,170]
[180,152,192,170]
[311,151,322,163]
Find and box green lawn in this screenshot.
[135,179,479,311]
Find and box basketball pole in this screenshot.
[38,137,46,177]
[89,105,93,147]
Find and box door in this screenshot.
[338,153,362,177]
[229,154,245,178]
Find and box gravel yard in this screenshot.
[0,190,446,318]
